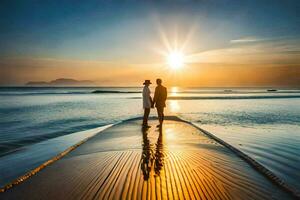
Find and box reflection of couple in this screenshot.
[142,78,167,128]
[141,127,164,180]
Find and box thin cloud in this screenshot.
[230,36,266,44]
[186,37,300,65]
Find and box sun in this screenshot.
[167,51,185,70]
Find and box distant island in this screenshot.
[25,78,94,86]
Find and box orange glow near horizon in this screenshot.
[1,25,300,87]
[1,57,299,87]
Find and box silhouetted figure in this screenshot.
[152,78,167,128]
[142,80,152,128]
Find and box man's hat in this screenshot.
[143,80,152,85]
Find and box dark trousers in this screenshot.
[156,107,164,125]
[143,108,150,125]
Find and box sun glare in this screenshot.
[167,51,185,70]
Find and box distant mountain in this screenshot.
[26,78,94,86]
[26,81,48,86]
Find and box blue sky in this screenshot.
[0,0,299,86]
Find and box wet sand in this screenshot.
[0,117,293,199]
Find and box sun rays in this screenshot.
[166,51,185,70]
[151,19,200,73]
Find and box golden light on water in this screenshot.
[169,88,180,112]
[169,100,180,112]
[171,86,179,96]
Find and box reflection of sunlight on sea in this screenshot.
[170,86,179,96]
[169,100,180,112]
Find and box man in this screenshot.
[152,78,167,128]
[142,80,152,128]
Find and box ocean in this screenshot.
[0,87,299,191]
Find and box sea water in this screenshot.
[0,87,299,191]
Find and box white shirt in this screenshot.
[142,86,151,108]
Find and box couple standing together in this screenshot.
[142,78,167,128]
